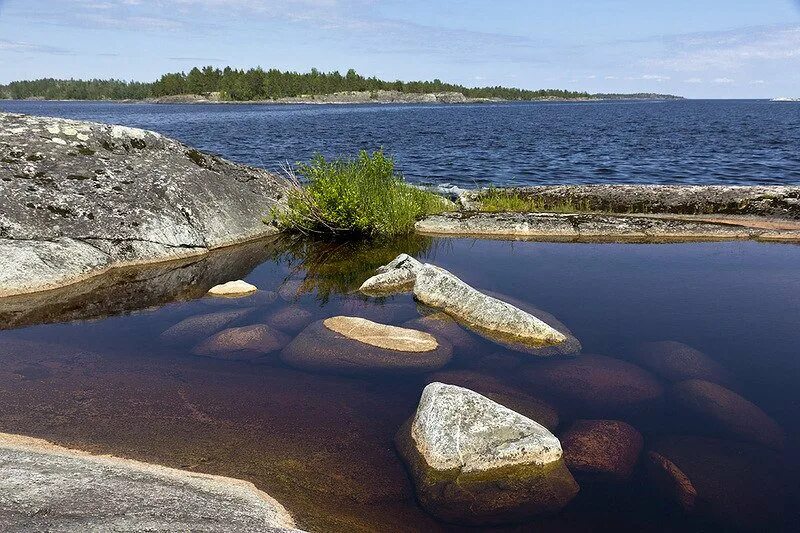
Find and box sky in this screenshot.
[1,0,799,98]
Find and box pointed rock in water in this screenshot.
[427,369,560,429]
[160,308,254,345]
[192,324,291,361]
[670,379,785,450]
[359,253,423,295]
[0,432,301,532]
[560,420,643,482]
[413,264,578,356]
[207,280,258,297]
[395,382,578,525]
[280,318,453,375]
[645,435,785,530]
[631,341,733,385]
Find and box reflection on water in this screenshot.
[0,237,798,532]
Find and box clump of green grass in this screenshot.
[479,187,593,213]
[273,150,453,238]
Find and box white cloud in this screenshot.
[712,77,735,84]
[684,77,703,83]
[643,25,800,72]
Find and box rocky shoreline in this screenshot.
[418,185,800,241]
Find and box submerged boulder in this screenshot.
[631,341,732,385]
[0,432,300,532]
[192,324,291,361]
[0,112,288,297]
[520,354,664,417]
[265,305,314,332]
[560,420,643,482]
[280,318,453,375]
[404,312,482,355]
[645,435,785,530]
[413,264,579,356]
[207,280,258,297]
[426,370,560,429]
[670,379,785,450]
[395,383,578,525]
[159,308,254,345]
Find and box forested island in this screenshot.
[0,66,682,102]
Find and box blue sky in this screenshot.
[1,0,799,98]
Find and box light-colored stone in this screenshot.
[671,379,785,450]
[193,324,291,361]
[395,383,578,525]
[359,253,422,295]
[208,280,258,297]
[404,313,482,355]
[412,264,576,355]
[426,370,560,429]
[0,112,288,297]
[281,319,453,375]
[0,432,301,532]
[323,316,438,352]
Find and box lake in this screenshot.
[0,101,798,531]
[2,99,799,189]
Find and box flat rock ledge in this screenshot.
[0,432,301,532]
[396,383,579,525]
[0,112,288,297]
[417,212,800,241]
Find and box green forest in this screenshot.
[0,66,604,101]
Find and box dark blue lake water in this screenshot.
[2,99,799,188]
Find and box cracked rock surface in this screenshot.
[0,112,288,296]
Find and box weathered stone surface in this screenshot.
[645,435,785,530]
[323,316,438,352]
[192,324,291,361]
[560,420,643,481]
[520,354,664,417]
[413,264,579,356]
[404,312,482,355]
[0,432,300,532]
[160,308,254,345]
[462,185,800,219]
[208,280,258,297]
[0,237,278,330]
[266,305,314,332]
[359,253,423,295]
[281,319,453,375]
[395,383,578,525]
[416,211,800,241]
[671,379,785,450]
[630,341,733,385]
[426,370,560,429]
[0,112,288,296]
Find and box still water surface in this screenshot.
[2,99,799,188]
[0,236,797,531]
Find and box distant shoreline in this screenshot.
[3,91,685,106]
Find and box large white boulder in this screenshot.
[395,383,579,525]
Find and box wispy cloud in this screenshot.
[643,25,800,72]
[0,38,74,55]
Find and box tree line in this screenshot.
[0,66,597,101]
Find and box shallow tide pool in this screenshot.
[0,236,798,532]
